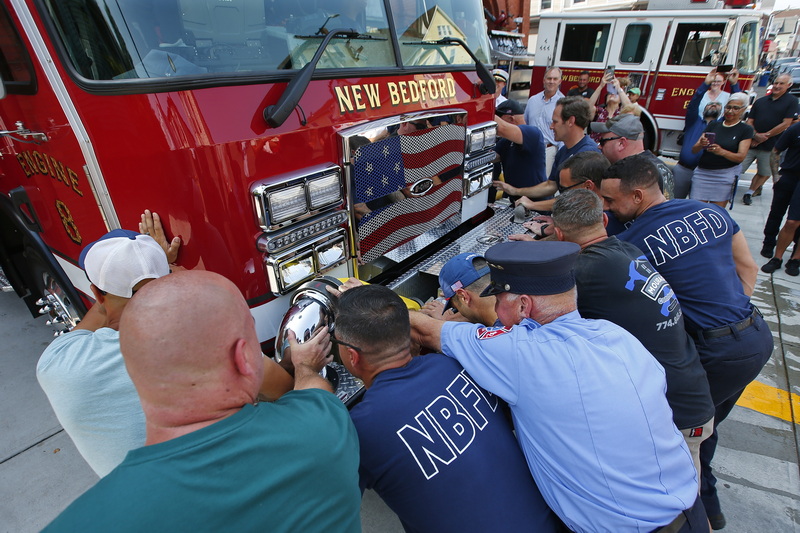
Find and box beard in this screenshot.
[703,108,721,120]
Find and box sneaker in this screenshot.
[709,513,727,530]
[760,244,775,258]
[786,259,800,276]
[761,257,783,273]
[742,193,752,205]
[753,185,763,197]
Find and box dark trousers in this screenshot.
[691,313,774,516]
[763,172,800,247]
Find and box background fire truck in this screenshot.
[524,9,762,157]
[0,0,499,361]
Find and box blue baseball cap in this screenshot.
[480,241,580,297]
[438,253,490,313]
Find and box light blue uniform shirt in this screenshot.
[441,312,697,533]
[524,90,564,147]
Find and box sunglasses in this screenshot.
[558,181,584,194]
[599,136,623,146]
[331,335,363,353]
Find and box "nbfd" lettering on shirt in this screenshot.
[396,371,499,480]
[643,208,729,266]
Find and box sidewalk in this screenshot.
[707,170,800,531]
[0,171,798,532]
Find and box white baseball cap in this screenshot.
[78,229,170,298]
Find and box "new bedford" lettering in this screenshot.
[335,75,457,114]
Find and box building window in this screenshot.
[541,0,552,9]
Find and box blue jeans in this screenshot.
[691,312,774,517]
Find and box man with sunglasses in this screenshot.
[592,113,675,200]
[336,283,559,533]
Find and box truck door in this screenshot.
[0,1,103,323]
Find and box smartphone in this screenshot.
[606,65,617,94]
[705,132,716,147]
[716,64,733,73]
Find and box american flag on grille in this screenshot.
[353,123,466,263]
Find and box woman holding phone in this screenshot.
[588,73,631,143]
[690,92,753,206]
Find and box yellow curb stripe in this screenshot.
[736,380,800,424]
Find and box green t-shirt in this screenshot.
[45,389,361,532]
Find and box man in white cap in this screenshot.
[492,68,509,104]
[36,224,292,476]
[36,228,171,476]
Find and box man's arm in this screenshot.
[731,230,758,297]
[492,179,558,201]
[761,117,794,144]
[409,311,444,353]
[685,75,713,129]
[258,356,294,401]
[72,301,108,332]
[495,116,524,145]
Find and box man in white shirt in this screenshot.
[524,66,564,176]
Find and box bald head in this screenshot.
[120,271,263,438]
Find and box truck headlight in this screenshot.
[307,173,342,210]
[483,126,497,148]
[268,184,307,224]
[469,130,485,153]
[278,252,315,289]
[316,237,346,270]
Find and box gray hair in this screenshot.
[544,66,562,78]
[552,189,604,234]
[728,92,748,106]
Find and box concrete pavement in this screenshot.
[0,171,799,531]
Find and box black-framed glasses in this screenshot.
[725,105,744,110]
[599,136,623,146]
[331,336,363,353]
[558,181,584,194]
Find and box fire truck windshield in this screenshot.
[40,0,490,83]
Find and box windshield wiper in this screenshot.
[402,37,495,95]
[263,29,384,128]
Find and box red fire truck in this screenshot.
[0,0,500,354]
[529,9,763,157]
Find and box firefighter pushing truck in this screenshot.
[0,0,503,374]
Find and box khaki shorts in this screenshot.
[741,149,773,176]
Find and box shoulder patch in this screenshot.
[476,326,513,340]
